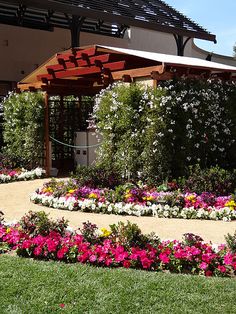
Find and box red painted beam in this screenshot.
[37,61,126,81]
[56,46,96,62]
[47,54,111,72]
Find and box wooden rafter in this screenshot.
[56,47,97,63]
[38,60,126,81]
[47,54,111,72]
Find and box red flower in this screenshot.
[205,270,213,277]
[123,260,131,268]
[59,303,65,308]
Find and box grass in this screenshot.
[0,255,236,314]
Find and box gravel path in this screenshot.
[1,178,236,243]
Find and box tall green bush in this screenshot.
[2,91,44,168]
[94,79,236,181]
[161,79,236,175]
[93,83,170,182]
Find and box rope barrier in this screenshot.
[49,135,101,149]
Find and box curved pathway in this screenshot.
[1,178,236,243]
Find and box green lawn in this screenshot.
[0,255,236,314]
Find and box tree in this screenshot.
[234,43,236,57]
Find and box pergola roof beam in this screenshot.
[37,60,126,81]
[47,54,111,72]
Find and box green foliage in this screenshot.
[225,231,236,253]
[19,210,68,236]
[94,83,169,182]
[109,221,152,249]
[0,210,4,224]
[94,80,236,180]
[160,79,236,175]
[1,255,236,314]
[182,233,204,246]
[73,164,123,188]
[2,91,44,168]
[178,164,236,195]
[79,221,99,244]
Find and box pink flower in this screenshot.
[200,262,208,270]
[22,240,32,249]
[159,253,170,264]
[46,239,58,252]
[89,254,97,263]
[141,257,152,269]
[57,246,68,259]
[217,265,226,273]
[78,252,89,263]
[224,253,233,265]
[33,246,42,256]
[104,258,113,266]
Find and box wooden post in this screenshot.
[44,92,50,177]
[153,79,158,89]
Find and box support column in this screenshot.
[173,35,191,56]
[70,15,85,47]
[44,92,50,177]
[58,95,64,168]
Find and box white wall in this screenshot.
[0,23,235,84]
[0,24,129,82]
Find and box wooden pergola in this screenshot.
[17,45,236,175]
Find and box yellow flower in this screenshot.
[225,200,236,210]
[186,194,196,203]
[125,193,132,199]
[89,193,98,199]
[100,227,111,237]
[43,187,53,193]
[68,189,75,194]
[6,228,11,234]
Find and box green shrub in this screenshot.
[109,221,153,249]
[78,221,100,244]
[73,164,123,188]
[94,80,236,180]
[178,165,236,195]
[225,231,236,253]
[160,79,236,175]
[182,233,204,246]
[19,211,68,236]
[94,83,169,182]
[0,210,4,224]
[2,92,44,168]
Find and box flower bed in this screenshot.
[30,179,236,221]
[0,167,45,183]
[0,211,236,277]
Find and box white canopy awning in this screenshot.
[100,45,236,73]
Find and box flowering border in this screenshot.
[30,192,236,221]
[0,221,236,277]
[0,167,45,184]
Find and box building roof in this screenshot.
[1,0,216,41]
